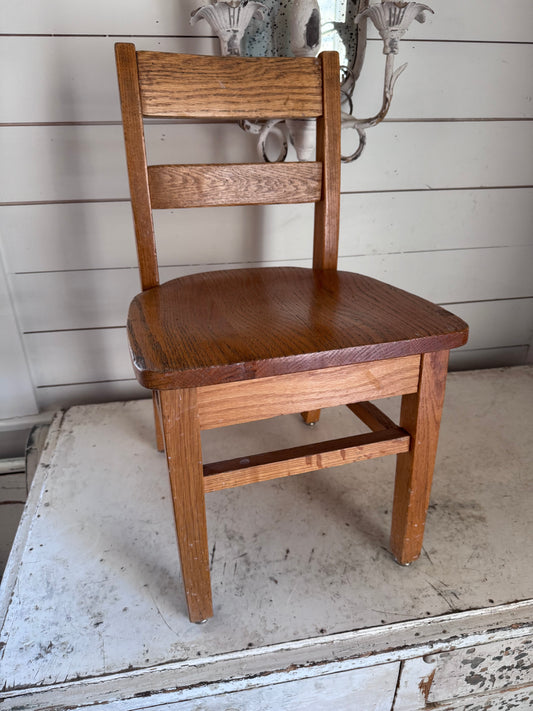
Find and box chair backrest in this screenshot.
[115,43,341,291]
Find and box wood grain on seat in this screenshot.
[128,267,468,388]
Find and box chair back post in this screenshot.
[115,42,159,291]
[313,51,342,271]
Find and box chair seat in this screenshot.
[127,267,468,389]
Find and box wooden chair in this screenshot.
[115,43,468,623]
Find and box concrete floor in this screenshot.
[0,366,532,706]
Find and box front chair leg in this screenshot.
[159,388,213,622]
[390,350,449,565]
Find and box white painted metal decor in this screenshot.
[190,0,266,57]
[190,0,434,161]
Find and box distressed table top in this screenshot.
[0,367,532,708]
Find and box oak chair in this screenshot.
[115,42,468,623]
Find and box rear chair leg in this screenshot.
[390,350,449,565]
[152,391,164,452]
[159,388,213,622]
[301,409,321,426]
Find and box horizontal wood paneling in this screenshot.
[3,188,533,273]
[0,124,258,204]
[3,0,532,43]
[21,296,533,388]
[10,248,533,332]
[25,327,131,386]
[369,0,533,42]
[448,299,533,350]
[2,122,532,205]
[0,0,211,36]
[346,41,533,120]
[341,120,533,193]
[450,346,529,371]
[0,37,217,124]
[3,38,532,123]
[35,380,147,412]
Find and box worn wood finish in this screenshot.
[114,42,159,291]
[148,163,323,209]
[127,268,467,389]
[197,356,421,430]
[203,429,410,493]
[159,389,212,622]
[313,51,341,271]
[137,51,323,119]
[347,401,398,432]
[390,350,450,565]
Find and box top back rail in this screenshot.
[115,43,341,290]
[137,51,324,119]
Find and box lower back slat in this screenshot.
[148,162,323,209]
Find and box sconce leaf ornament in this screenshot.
[190,0,434,162]
[191,0,266,57]
[341,1,434,162]
[356,1,434,55]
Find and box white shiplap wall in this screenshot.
[0,0,532,415]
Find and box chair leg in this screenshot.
[152,391,164,452]
[390,350,449,565]
[159,388,213,623]
[301,409,321,426]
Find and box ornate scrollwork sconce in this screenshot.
[191,0,434,162]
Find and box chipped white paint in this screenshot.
[0,368,532,709]
[395,636,533,709]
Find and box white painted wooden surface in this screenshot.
[0,1,532,416]
[395,636,533,709]
[119,664,400,711]
[424,687,533,711]
[0,368,532,710]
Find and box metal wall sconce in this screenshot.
[191,0,434,162]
